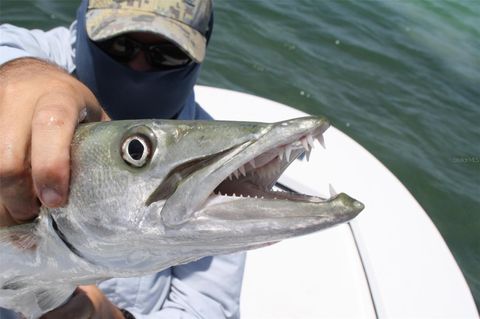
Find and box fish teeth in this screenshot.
[307,134,315,149]
[233,170,240,179]
[285,145,292,162]
[239,165,246,177]
[249,159,256,168]
[278,150,284,161]
[317,134,326,149]
[305,149,311,161]
[329,184,337,196]
[301,137,310,151]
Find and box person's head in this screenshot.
[85,0,213,72]
[75,0,214,120]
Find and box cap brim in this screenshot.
[86,9,206,63]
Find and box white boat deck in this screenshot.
[196,86,478,318]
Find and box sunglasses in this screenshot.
[97,36,193,69]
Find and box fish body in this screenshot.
[0,117,364,318]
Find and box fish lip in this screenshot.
[201,192,364,220]
[145,144,244,206]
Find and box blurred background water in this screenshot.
[1,0,478,310]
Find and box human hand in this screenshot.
[40,285,125,319]
[0,58,108,226]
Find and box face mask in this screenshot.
[74,0,207,120]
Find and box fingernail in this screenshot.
[78,107,87,123]
[41,188,63,207]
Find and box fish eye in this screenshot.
[121,135,151,167]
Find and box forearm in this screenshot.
[0,23,74,71]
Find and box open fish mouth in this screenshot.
[211,126,326,202]
[145,117,355,228]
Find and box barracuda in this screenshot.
[0,117,364,318]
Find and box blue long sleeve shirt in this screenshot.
[0,23,246,319]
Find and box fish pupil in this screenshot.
[128,139,145,160]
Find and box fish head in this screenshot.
[53,117,363,272]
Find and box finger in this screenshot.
[30,79,107,208]
[0,181,40,226]
[40,289,93,319]
[0,89,39,222]
[0,204,22,226]
[30,91,86,208]
[0,144,40,222]
[32,78,107,208]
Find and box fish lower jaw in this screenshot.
[211,181,327,204]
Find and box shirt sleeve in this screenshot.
[0,23,75,71]
[125,253,246,319]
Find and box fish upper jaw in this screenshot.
[149,117,335,228]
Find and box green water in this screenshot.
[1,0,479,310]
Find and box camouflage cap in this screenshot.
[86,0,212,63]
